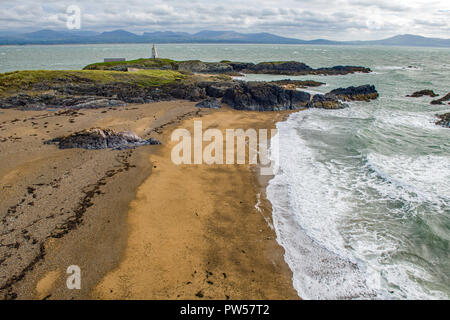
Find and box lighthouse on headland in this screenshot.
[151,44,158,59]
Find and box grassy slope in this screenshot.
[83,58,177,70]
[0,69,186,97]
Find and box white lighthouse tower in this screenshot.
[151,44,158,59]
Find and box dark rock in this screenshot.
[406,89,439,98]
[164,83,207,101]
[245,61,313,74]
[127,97,145,104]
[222,81,310,111]
[270,79,325,89]
[195,98,221,109]
[435,112,450,128]
[71,99,127,109]
[175,60,234,73]
[228,62,256,71]
[290,90,312,107]
[46,128,161,150]
[325,85,379,101]
[307,94,347,109]
[430,92,450,105]
[86,59,371,76]
[231,61,371,75]
[313,65,371,75]
[306,85,378,109]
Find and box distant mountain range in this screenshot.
[0,30,449,47]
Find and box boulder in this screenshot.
[164,83,207,101]
[46,128,161,150]
[307,94,347,109]
[195,98,221,109]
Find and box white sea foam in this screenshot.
[374,66,404,70]
[267,110,377,299]
[375,110,446,130]
[366,153,450,207]
[267,108,449,300]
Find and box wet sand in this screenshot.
[0,101,206,299]
[0,101,298,300]
[93,107,298,299]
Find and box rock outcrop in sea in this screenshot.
[179,61,371,76]
[435,113,450,128]
[45,128,161,150]
[229,61,371,76]
[406,90,439,98]
[325,85,379,101]
[85,58,372,76]
[430,92,450,105]
[305,85,378,109]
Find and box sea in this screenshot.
[1,43,449,299]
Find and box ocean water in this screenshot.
[1,44,449,299]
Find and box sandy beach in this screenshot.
[0,101,298,300]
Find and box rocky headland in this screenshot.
[436,112,450,128]
[325,85,379,102]
[84,58,372,76]
[0,68,379,113]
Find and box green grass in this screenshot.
[0,69,186,97]
[83,58,177,70]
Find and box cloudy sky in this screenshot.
[1,0,449,40]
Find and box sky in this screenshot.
[0,0,449,40]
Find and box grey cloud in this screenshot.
[348,0,410,12]
[0,0,448,40]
